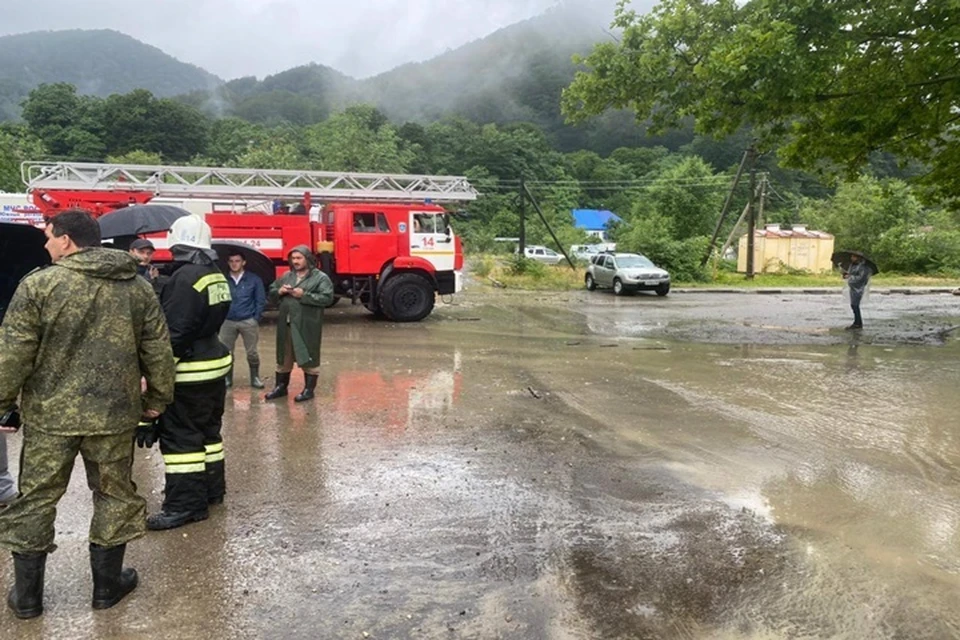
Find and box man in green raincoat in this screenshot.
[264,245,334,402]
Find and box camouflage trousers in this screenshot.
[0,428,146,554]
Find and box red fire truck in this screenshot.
[21,162,478,322]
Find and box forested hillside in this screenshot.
[0,30,220,120]
[179,0,650,153]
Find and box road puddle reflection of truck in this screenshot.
[331,353,462,432]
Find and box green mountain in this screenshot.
[0,29,221,119]
[1,2,676,153]
[200,0,659,152]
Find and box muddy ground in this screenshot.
[1,288,959,639]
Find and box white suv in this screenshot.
[520,245,562,265]
[585,252,671,296]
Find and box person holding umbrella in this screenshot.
[843,252,873,330]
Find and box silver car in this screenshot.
[585,252,671,296]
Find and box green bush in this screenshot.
[507,255,548,277]
[470,255,495,278]
[615,212,710,282]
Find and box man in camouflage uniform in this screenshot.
[0,210,175,619]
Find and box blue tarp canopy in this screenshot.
[572,209,622,230]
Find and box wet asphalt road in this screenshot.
[1,289,959,639]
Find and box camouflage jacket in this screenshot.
[0,248,175,436]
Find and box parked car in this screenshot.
[571,244,611,259]
[585,252,671,296]
[519,245,563,265]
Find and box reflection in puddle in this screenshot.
[330,352,462,432]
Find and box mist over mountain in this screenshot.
[0,29,220,119]
[0,1,669,153]
[189,0,658,152]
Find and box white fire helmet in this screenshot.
[168,214,212,250]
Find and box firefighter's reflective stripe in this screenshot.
[192,272,232,305]
[205,442,224,463]
[174,354,233,383]
[163,451,206,474]
[192,272,228,292]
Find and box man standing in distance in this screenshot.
[843,252,872,330]
[219,251,266,389]
[0,209,174,618]
[148,215,232,531]
[264,246,334,402]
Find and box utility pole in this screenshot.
[745,146,758,280]
[702,148,751,266]
[518,176,526,256]
[756,174,767,229]
[719,201,751,261]
[521,182,577,269]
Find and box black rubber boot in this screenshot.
[250,364,265,389]
[146,510,209,531]
[7,552,46,619]
[295,374,319,403]
[90,544,138,610]
[264,372,290,400]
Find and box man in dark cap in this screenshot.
[129,238,158,282]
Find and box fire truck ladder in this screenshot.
[22,161,479,203]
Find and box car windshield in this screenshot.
[617,256,655,268]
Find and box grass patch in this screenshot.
[472,255,583,290]
[679,272,960,288]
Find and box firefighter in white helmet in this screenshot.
[145,215,232,531]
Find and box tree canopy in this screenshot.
[5,76,960,279]
[563,0,960,201]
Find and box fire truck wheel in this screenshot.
[378,273,435,322]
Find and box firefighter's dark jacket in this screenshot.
[160,247,232,384]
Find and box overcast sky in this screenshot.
[0,0,575,80]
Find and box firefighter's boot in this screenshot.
[295,374,319,402]
[250,364,265,389]
[225,367,233,389]
[264,372,290,400]
[146,509,209,531]
[90,543,138,610]
[7,552,46,619]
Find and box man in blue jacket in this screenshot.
[219,251,267,388]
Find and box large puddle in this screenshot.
[2,290,958,638]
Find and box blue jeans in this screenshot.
[851,304,863,327]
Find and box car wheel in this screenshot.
[585,274,596,291]
[613,278,625,296]
[656,283,670,297]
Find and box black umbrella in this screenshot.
[98,204,191,239]
[831,250,879,275]
[0,223,50,323]
[211,241,278,288]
